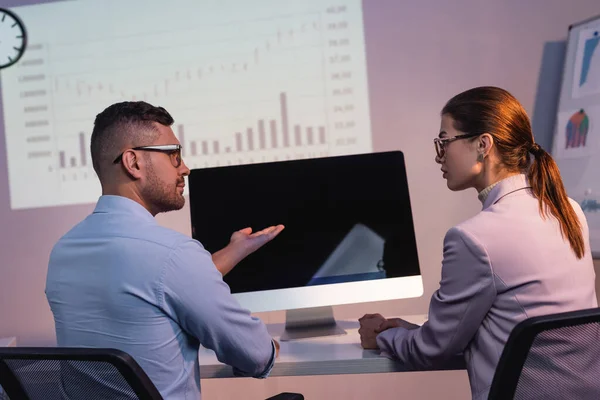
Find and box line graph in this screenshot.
[1,0,371,209]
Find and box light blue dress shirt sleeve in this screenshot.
[376,226,496,367]
[247,340,276,379]
[158,239,275,377]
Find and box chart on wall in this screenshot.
[554,14,600,256]
[0,0,372,210]
[572,27,600,99]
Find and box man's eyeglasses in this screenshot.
[433,133,480,159]
[113,144,183,168]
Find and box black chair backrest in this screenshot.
[488,307,600,400]
[0,347,163,400]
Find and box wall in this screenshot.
[1,0,599,398]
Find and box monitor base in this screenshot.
[280,306,347,341]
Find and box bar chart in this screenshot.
[1,0,372,209]
[176,92,327,159]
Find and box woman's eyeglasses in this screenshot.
[433,133,480,159]
[113,144,183,168]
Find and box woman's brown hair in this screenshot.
[441,86,585,259]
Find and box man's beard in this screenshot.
[144,163,185,214]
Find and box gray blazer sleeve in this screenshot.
[376,226,496,367]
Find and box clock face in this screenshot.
[0,8,27,69]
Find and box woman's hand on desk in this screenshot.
[358,314,420,349]
[358,313,387,349]
[380,318,420,331]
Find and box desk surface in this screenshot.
[199,315,465,378]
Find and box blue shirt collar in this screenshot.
[93,195,156,224]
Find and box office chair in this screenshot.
[0,347,303,400]
[488,307,600,400]
[0,347,162,400]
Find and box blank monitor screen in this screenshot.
[188,151,421,308]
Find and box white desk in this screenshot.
[199,315,465,378]
[0,337,16,347]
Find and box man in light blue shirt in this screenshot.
[46,101,284,399]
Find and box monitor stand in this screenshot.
[279,306,347,341]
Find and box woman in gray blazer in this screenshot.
[358,86,598,400]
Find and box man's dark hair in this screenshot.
[90,101,174,181]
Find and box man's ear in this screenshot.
[121,150,143,180]
[479,133,494,157]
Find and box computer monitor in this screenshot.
[188,151,423,340]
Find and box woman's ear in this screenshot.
[479,133,494,157]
